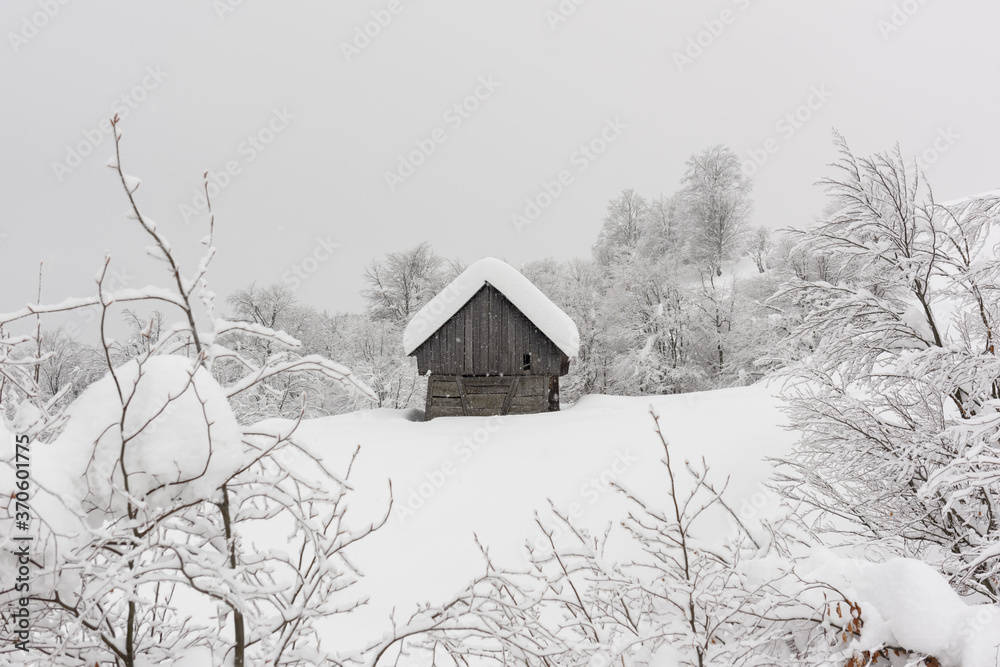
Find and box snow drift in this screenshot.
[39,355,243,520]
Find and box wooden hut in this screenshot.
[403,258,580,420]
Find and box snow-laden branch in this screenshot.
[0,287,187,326]
[225,354,376,401]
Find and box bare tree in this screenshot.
[0,118,380,667]
[361,242,446,322]
[227,283,298,330]
[593,188,649,264]
[680,145,753,277]
[747,226,771,273]
[639,193,685,260]
[35,328,104,406]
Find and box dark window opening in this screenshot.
[522,353,531,372]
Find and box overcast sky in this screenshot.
[3,0,999,320]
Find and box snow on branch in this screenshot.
[224,354,375,400]
[0,119,380,667]
[0,287,187,327]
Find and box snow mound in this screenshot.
[1,356,244,601]
[803,554,1000,667]
[403,257,581,358]
[38,355,243,520]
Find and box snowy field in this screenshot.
[252,383,1000,665]
[8,366,1000,664]
[260,384,797,653]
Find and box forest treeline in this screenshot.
[29,144,841,422]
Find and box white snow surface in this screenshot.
[802,554,1000,667]
[0,357,244,603]
[402,257,581,358]
[37,356,243,519]
[6,374,998,662]
[257,384,795,654]
[251,383,1000,663]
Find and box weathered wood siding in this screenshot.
[413,283,569,377]
[424,374,560,420]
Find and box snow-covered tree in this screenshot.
[361,242,447,322]
[747,226,772,273]
[34,327,105,408]
[332,313,424,411]
[639,193,687,261]
[593,188,649,264]
[680,145,753,278]
[0,119,380,666]
[771,133,1000,601]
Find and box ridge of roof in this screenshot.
[403,258,580,358]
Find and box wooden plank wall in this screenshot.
[413,284,568,377]
[425,374,560,420]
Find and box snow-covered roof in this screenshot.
[403,258,580,358]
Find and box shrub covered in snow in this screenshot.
[44,356,242,520]
[0,121,379,666]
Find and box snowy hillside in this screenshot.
[258,385,796,653]
[247,382,1000,666]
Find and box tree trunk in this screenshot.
[219,484,245,667]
